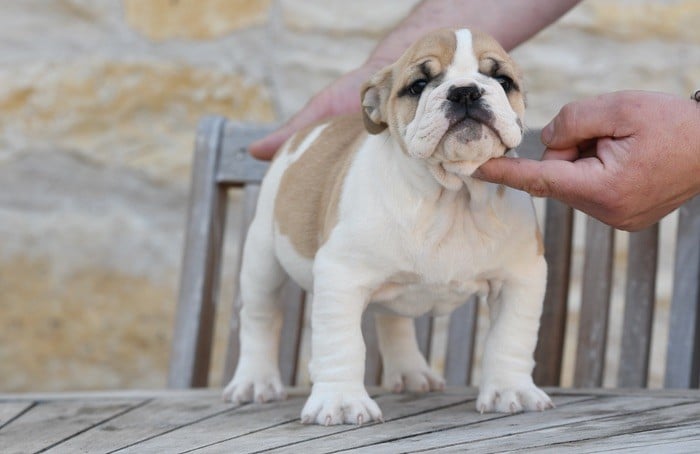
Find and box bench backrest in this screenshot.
[168,116,700,389]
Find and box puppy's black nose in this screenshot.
[447,85,483,104]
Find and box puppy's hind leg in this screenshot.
[376,312,445,393]
[223,223,288,405]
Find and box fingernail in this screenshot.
[471,168,484,180]
[541,122,554,146]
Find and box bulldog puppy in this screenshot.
[224,28,552,425]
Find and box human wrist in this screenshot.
[688,93,700,197]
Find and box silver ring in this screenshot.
[693,90,700,102]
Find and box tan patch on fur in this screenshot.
[388,29,457,136]
[275,115,365,258]
[535,227,545,256]
[284,129,309,156]
[470,29,525,118]
[395,28,457,71]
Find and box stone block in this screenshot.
[124,0,272,41]
[0,61,275,182]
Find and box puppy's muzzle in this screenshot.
[446,84,493,128]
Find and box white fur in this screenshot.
[225,28,551,424]
[445,29,477,79]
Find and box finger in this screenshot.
[541,147,579,161]
[474,156,600,203]
[249,100,332,160]
[542,93,633,150]
[248,125,297,160]
[249,112,318,160]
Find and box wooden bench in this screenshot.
[168,116,700,391]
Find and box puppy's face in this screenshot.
[362,29,525,174]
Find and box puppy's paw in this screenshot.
[383,367,445,393]
[476,379,553,414]
[301,382,383,425]
[222,365,286,405]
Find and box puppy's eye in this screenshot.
[495,75,514,93]
[407,79,428,96]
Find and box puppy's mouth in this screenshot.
[446,109,508,150]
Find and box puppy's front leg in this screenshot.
[477,257,553,413]
[301,259,383,425]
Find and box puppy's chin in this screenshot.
[432,129,510,176]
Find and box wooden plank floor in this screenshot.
[1,388,699,453]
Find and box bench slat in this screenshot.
[534,199,573,386]
[217,123,272,185]
[665,195,700,388]
[574,217,615,387]
[169,116,228,388]
[362,313,384,385]
[618,224,659,387]
[444,297,478,385]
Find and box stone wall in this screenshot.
[1,0,698,392]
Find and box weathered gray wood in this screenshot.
[279,283,306,386]
[202,390,487,454]
[574,216,615,387]
[257,394,592,454]
[0,399,145,454]
[169,116,228,388]
[444,297,478,385]
[495,401,700,454]
[666,195,700,388]
[217,122,273,185]
[46,396,233,453]
[116,396,306,453]
[0,402,33,430]
[351,396,696,454]
[363,312,383,385]
[547,423,700,453]
[1,389,699,453]
[415,314,433,360]
[534,199,573,386]
[618,224,659,387]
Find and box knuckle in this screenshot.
[556,103,578,131]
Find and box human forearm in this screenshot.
[250,0,581,159]
[368,0,582,66]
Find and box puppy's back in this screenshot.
[274,114,367,260]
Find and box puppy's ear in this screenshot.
[360,66,392,135]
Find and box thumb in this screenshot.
[542,92,632,150]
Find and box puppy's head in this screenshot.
[361,28,525,176]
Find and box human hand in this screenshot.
[474,91,700,231]
[248,61,389,160]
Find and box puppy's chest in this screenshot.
[369,199,510,316]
